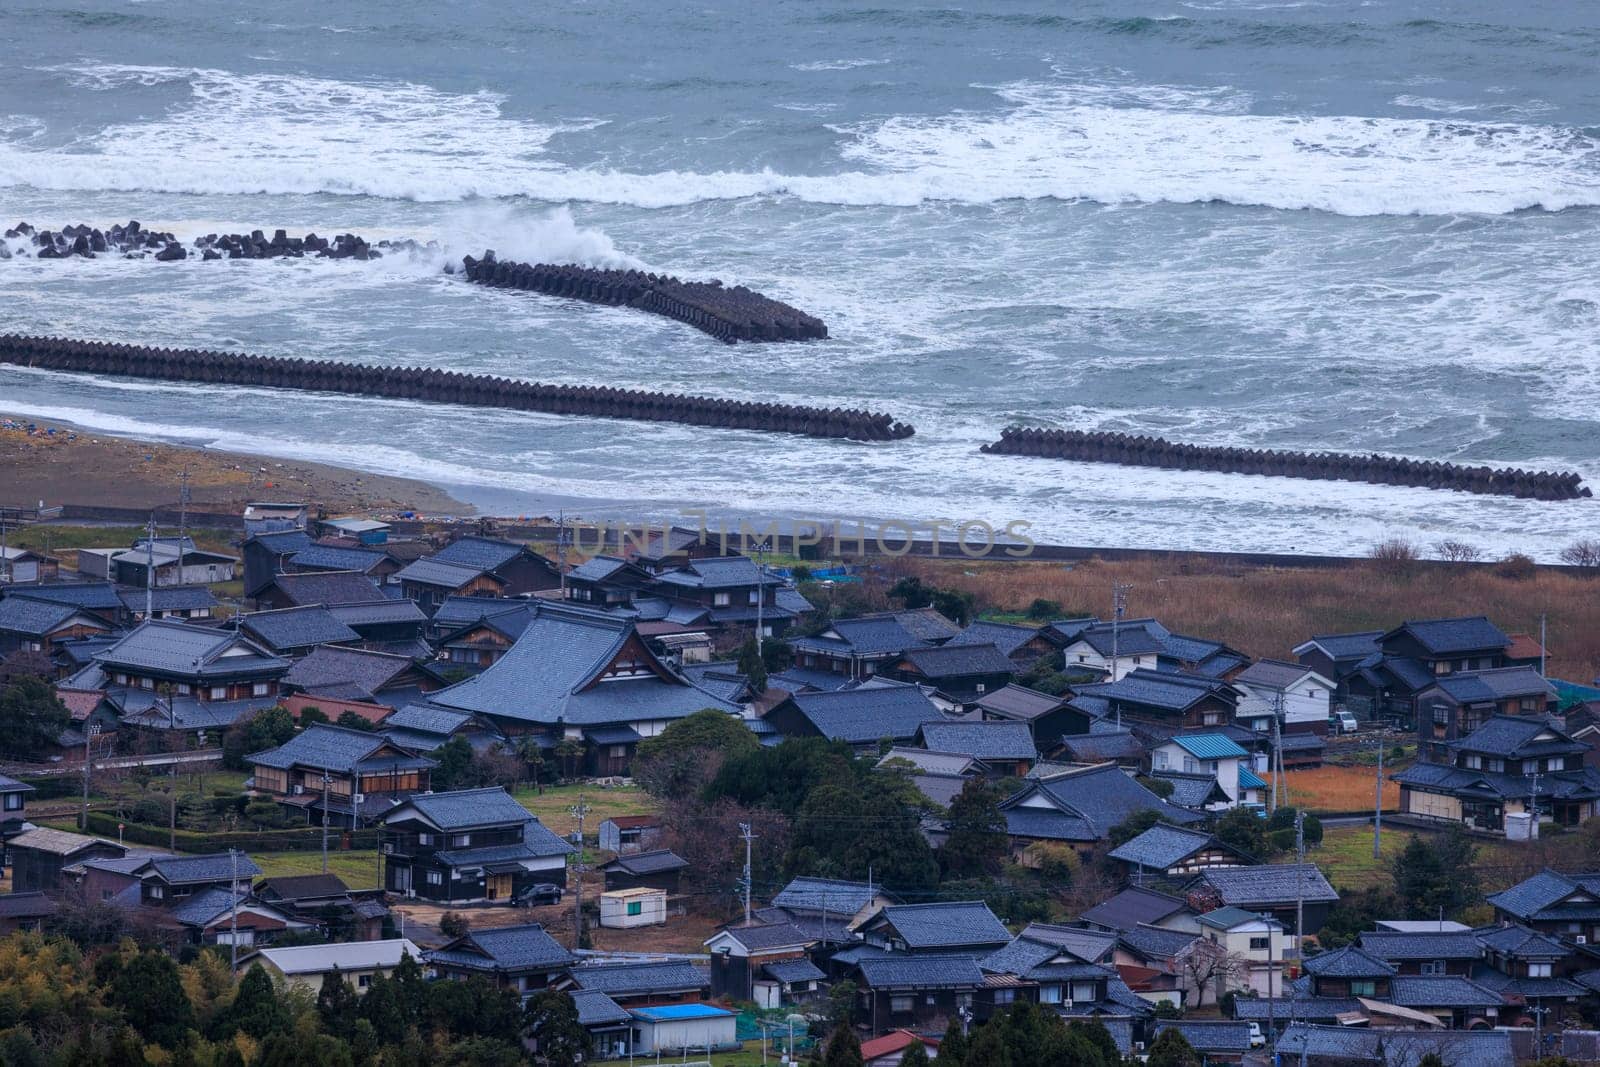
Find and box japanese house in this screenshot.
[379,787,573,903]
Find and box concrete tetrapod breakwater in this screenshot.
[0,335,914,442]
[459,251,828,344]
[2,221,419,261]
[981,427,1590,501]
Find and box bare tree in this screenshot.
[1369,538,1421,578]
[1177,937,1248,1007]
[1434,540,1482,566]
[1560,538,1600,576]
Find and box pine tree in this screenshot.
[939,1020,969,1066]
[109,950,195,1050]
[217,964,289,1040]
[900,1041,932,1067]
[316,967,360,1040]
[1146,1028,1200,1067]
[822,1023,863,1067]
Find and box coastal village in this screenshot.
[3,496,1600,1065]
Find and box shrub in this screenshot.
[1369,538,1420,577]
[1027,598,1063,620]
[1495,553,1537,581]
[440,912,471,939]
[1434,540,1482,565]
[1560,538,1600,575]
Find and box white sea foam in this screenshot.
[3,65,1597,216]
[790,58,890,72]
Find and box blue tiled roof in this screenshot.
[917,720,1036,760]
[249,723,423,773]
[9,582,123,611]
[0,596,84,636]
[877,901,1010,948]
[267,571,385,606]
[856,954,986,990]
[772,877,883,915]
[1476,922,1568,957]
[425,602,739,726]
[1169,734,1249,760]
[782,683,942,744]
[148,852,262,885]
[654,556,776,590]
[1118,925,1201,960]
[385,787,535,832]
[430,536,530,571]
[947,622,1041,658]
[97,620,288,678]
[239,606,361,650]
[1056,729,1142,762]
[111,692,265,731]
[1387,616,1510,656]
[1302,631,1383,660]
[426,923,574,973]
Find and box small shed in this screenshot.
[628,1004,737,1055]
[600,848,688,893]
[600,887,667,929]
[597,815,663,854]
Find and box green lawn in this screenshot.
[511,782,658,840]
[252,849,383,890]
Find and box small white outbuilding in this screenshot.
[599,886,667,928]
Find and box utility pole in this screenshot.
[321,769,331,873]
[754,538,772,658]
[1540,613,1548,676]
[145,513,156,619]
[1110,582,1131,726]
[1374,737,1384,859]
[229,848,240,971]
[1294,810,1306,958]
[80,723,101,830]
[1271,689,1285,813]
[571,794,590,949]
[164,684,177,851]
[556,511,571,599]
[739,822,756,925]
[177,469,191,562]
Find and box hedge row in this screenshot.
[80,811,381,854]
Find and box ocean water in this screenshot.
[2,0,1599,558]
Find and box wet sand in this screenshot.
[0,413,473,517]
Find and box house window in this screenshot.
[889,996,914,1014]
[1433,704,1450,725]
[2,793,21,812]
[1249,937,1270,951]
[713,592,730,607]
[252,683,270,697]
[449,834,471,848]
[1420,961,1446,975]
[1069,982,1098,1003]
[1529,962,1552,978]
[1203,712,1223,726]
[1350,981,1376,997]
[210,686,228,700]
[627,901,643,917]
[993,988,1015,1005]
[426,871,444,886]
[1464,755,1481,769]
[1039,985,1062,1004]
[148,885,164,900]
[177,684,192,695]
[1153,752,1169,771]
[1487,759,1504,773]
[418,832,434,846]
[358,974,372,989]
[1183,757,1197,774]
[748,590,760,605]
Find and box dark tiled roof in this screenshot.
[1486,870,1600,921]
[396,557,490,589]
[0,892,56,919]
[1389,975,1503,1008]
[1153,771,1231,809]
[1107,824,1224,869]
[654,556,777,590]
[248,723,419,773]
[1012,764,1205,842]
[9,582,123,611]
[877,901,1010,948]
[714,922,815,951]
[426,923,574,973]
[783,684,942,744]
[266,571,386,606]
[1199,864,1339,906]
[568,960,709,996]
[1357,930,1484,961]
[1056,729,1143,762]
[0,596,83,636]
[97,620,287,678]
[147,852,263,885]
[892,608,962,643]
[1387,616,1510,656]
[1428,667,1556,703]
[169,887,249,926]
[569,555,631,582]
[975,685,1067,721]
[283,646,415,697]
[1301,945,1395,978]
[1449,716,1582,759]
[1080,887,1190,931]
[326,599,428,627]
[426,602,738,727]
[791,617,926,657]
[1231,996,1359,1022]
[1300,631,1384,660]
[290,545,389,573]
[856,954,986,990]
[381,704,475,737]
[1475,922,1568,957]
[385,787,533,832]
[1014,923,1117,962]
[763,958,824,984]
[430,536,532,572]
[1076,669,1234,714]
[1153,1021,1253,1055]
[917,720,1036,761]
[602,849,687,875]
[772,877,883,915]
[896,642,1016,678]
[570,989,631,1026]
[1118,925,1200,960]
[1235,658,1321,689]
[254,873,350,901]
[238,606,361,650]
[948,622,1043,658]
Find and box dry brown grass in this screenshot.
[910,555,1600,683]
[1282,765,1399,814]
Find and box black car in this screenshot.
[513,883,564,907]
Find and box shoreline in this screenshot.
[0,412,476,519]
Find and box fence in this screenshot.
[79,811,380,853]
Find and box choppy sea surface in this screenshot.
[2,0,1599,558]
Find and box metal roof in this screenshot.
[254,938,420,975]
[1167,733,1249,760]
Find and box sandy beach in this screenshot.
[0,413,473,518]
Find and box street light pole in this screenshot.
[80,723,101,830]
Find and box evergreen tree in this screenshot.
[939,1020,969,1066]
[431,736,477,791]
[1214,806,1271,859]
[1392,827,1480,919]
[736,638,769,694]
[316,967,360,1040]
[523,988,588,1066]
[964,1025,1012,1067]
[822,1023,864,1067]
[215,963,289,1040]
[939,780,1009,878]
[109,950,195,1050]
[0,675,70,759]
[900,1041,933,1067]
[1146,1027,1200,1067]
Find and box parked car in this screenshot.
[513,883,564,907]
[1329,710,1360,734]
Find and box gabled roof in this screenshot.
[1080,886,1191,931]
[1195,906,1275,931]
[122,587,220,613]
[1153,1021,1253,1055]
[9,582,123,611]
[252,938,420,975]
[254,873,351,901]
[570,988,632,1027]
[1476,922,1568,957]
[891,608,963,644]
[1487,869,1600,921]
[1055,729,1143,762]
[1075,669,1235,715]
[1382,616,1509,656]
[1011,922,1118,963]
[431,536,541,572]
[1164,733,1249,760]
[567,960,709,996]
[878,747,980,777]
[1278,1023,1511,1067]
[424,601,739,726]
[238,606,361,651]
[871,901,1010,949]
[7,826,122,858]
[791,615,928,657]
[974,684,1069,721]
[0,596,100,636]
[948,621,1047,658]
[706,921,816,953]
[396,557,494,590]
[779,683,943,744]
[143,852,263,885]
[382,786,535,832]
[426,923,574,973]
[1065,621,1167,658]
[916,720,1036,761]
[247,529,316,553]
[856,954,986,990]
[772,877,889,916]
[248,723,430,774]
[326,599,429,628]
[653,556,779,590]
[1294,631,1383,661]
[1198,864,1339,906]
[0,892,56,920]
[1234,658,1327,690]
[263,570,385,607]
[96,620,287,678]
[1118,924,1201,960]
[290,545,390,573]
[1388,975,1503,1008]
[895,642,1016,679]
[381,703,477,738]
[0,773,34,796]
[1447,715,1579,757]
[1108,824,1241,870]
[601,849,687,876]
[1002,763,1204,843]
[282,645,418,699]
[1301,944,1395,978]
[1425,667,1556,704]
